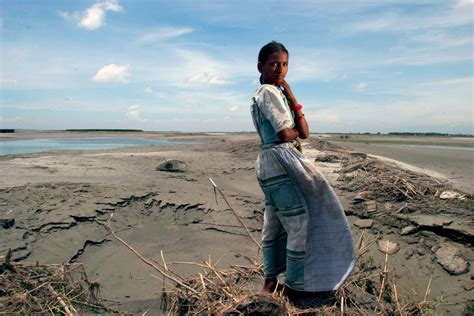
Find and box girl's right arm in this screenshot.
[277,128,300,142]
[277,80,309,140]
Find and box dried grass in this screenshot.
[164,250,440,315]
[336,154,448,202]
[0,250,112,314]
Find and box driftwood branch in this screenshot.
[209,178,262,250]
[106,214,198,294]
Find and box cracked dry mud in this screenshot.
[1,133,473,314]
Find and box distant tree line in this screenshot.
[388,132,473,137]
[66,129,143,132]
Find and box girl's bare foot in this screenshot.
[262,278,279,293]
[285,287,336,308]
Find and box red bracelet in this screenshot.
[290,103,303,111]
[296,114,305,120]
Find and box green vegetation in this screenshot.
[464,300,474,316]
[65,129,143,132]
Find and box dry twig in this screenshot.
[106,214,198,294]
[209,178,262,250]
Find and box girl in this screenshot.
[250,41,356,306]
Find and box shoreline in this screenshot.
[1,132,471,193]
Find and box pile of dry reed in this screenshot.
[164,232,438,315]
[337,154,448,202]
[0,250,110,314]
[164,257,270,315]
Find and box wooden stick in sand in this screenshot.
[209,178,262,250]
[374,253,389,314]
[392,274,402,315]
[47,284,74,316]
[106,214,198,294]
[422,276,432,305]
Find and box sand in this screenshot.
[0,132,472,314]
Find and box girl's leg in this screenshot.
[265,176,307,291]
[261,201,287,292]
[259,177,288,292]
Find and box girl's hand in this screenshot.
[279,80,297,106]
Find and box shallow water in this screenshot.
[0,137,187,155]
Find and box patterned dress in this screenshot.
[250,84,356,292]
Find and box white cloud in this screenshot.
[99,0,122,11]
[144,86,154,93]
[187,72,208,83]
[0,116,22,123]
[79,5,106,30]
[306,77,473,133]
[169,48,243,87]
[138,27,193,43]
[456,0,474,8]
[354,82,368,91]
[127,105,147,122]
[350,13,396,33]
[382,31,474,66]
[60,0,122,30]
[209,76,229,85]
[290,48,350,82]
[0,79,18,86]
[185,72,230,86]
[421,77,473,86]
[92,64,131,83]
[224,116,231,120]
[413,31,473,48]
[57,11,80,21]
[325,74,348,82]
[347,4,473,34]
[307,109,340,124]
[385,48,472,66]
[229,105,240,112]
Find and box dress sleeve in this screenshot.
[258,86,294,133]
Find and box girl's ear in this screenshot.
[257,62,263,74]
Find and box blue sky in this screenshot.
[1,0,473,133]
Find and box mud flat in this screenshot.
[0,132,472,314]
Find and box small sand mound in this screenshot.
[157,159,187,172]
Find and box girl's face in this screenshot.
[258,51,288,85]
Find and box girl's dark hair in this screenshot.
[258,41,288,83]
[258,41,289,64]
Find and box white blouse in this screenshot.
[254,84,294,133]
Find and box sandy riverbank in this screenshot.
[0,132,472,314]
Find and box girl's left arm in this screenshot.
[279,81,309,139]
